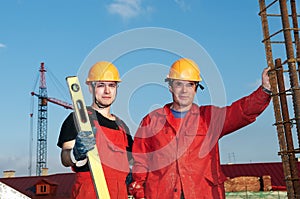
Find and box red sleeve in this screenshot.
[221,86,271,136]
[199,87,271,157]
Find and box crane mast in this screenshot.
[33,62,73,176]
[36,62,48,176]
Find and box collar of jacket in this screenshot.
[160,103,200,116]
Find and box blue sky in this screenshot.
[0,0,285,177]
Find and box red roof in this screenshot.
[0,172,75,199]
[0,162,298,197]
[221,162,300,188]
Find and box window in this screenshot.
[36,184,50,195]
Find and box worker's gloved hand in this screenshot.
[73,127,96,161]
[128,181,145,199]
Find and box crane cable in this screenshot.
[47,67,70,102]
[28,72,39,176]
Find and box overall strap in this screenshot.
[86,106,97,129]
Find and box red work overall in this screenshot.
[132,87,271,199]
[72,119,129,199]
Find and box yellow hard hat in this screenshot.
[86,61,121,84]
[166,58,202,82]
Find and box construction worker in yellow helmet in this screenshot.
[58,61,133,199]
[86,61,122,109]
[165,57,205,90]
[129,58,272,199]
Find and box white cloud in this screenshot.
[0,43,6,48]
[107,0,144,20]
[174,0,190,11]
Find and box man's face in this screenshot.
[92,81,117,106]
[169,80,197,109]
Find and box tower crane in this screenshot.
[31,62,73,176]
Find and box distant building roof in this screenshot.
[0,162,298,198]
[0,172,75,199]
[221,162,300,188]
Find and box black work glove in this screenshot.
[73,127,96,161]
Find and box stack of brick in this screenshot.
[224,176,261,192]
[262,175,272,191]
[224,175,273,192]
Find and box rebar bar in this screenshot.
[258,0,299,197]
[275,58,300,198]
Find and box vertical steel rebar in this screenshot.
[290,0,300,81]
[275,58,300,198]
[258,0,296,197]
[279,0,300,150]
